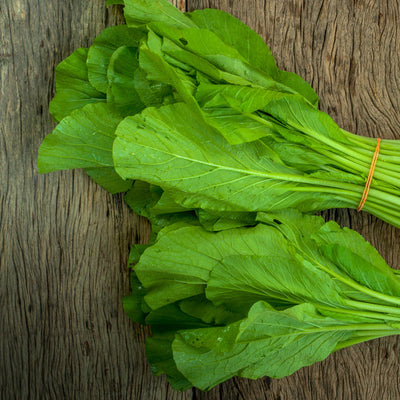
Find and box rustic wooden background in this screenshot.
[2,0,400,399]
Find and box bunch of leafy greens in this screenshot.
[126,210,400,391]
[38,0,400,228]
[37,0,400,391]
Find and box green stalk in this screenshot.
[341,128,400,155]
[307,258,400,308]
[317,143,400,186]
[292,123,400,185]
[254,111,400,181]
[334,331,399,352]
[318,304,400,322]
[362,203,400,228]
[364,187,400,209]
[345,299,400,316]
[363,195,400,215]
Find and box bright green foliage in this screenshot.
[49,48,106,122]
[37,0,400,391]
[38,103,131,193]
[128,210,400,390]
[40,0,400,227]
[107,46,146,116]
[87,25,145,93]
[113,101,362,214]
[123,0,197,29]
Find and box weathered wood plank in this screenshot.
[2,0,400,399]
[0,0,188,399]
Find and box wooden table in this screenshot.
[2,0,400,398]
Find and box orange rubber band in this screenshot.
[357,138,381,212]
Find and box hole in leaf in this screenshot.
[179,37,188,45]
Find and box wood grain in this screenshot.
[1,0,400,399]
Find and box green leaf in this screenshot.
[38,103,131,194]
[127,244,149,266]
[139,37,197,108]
[198,91,289,146]
[206,253,345,315]
[49,48,106,122]
[313,221,400,297]
[113,102,354,213]
[146,332,193,391]
[124,180,162,218]
[188,9,278,77]
[154,23,298,91]
[256,209,326,252]
[145,303,207,330]
[150,191,191,215]
[134,223,278,310]
[123,0,197,29]
[257,210,400,304]
[276,69,319,107]
[172,302,352,390]
[124,181,197,234]
[159,29,254,86]
[197,84,292,114]
[195,84,321,147]
[264,95,351,146]
[106,0,123,5]
[107,46,146,116]
[145,301,216,391]
[179,295,241,325]
[188,8,318,105]
[132,67,174,107]
[87,25,146,93]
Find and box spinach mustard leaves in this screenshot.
[38,0,400,391]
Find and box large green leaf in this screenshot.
[172,302,353,390]
[134,223,281,310]
[188,8,318,105]
[38,103,131,193]
[197,83,292,114]
[188,9,278,77]
[264,95,352,146]
[113,102,356,213]
[257,210,400,305]
[49,48,106,122]
[196,84,294,145]
[153,23,299,92]
[134,219,345,314]
[256,210,326,253]
[123,0,196,29]
[87,25,146,93]
[197,85,362,179]
[206,253,345,314]
[196,84,343,150]
[313,221,400,297]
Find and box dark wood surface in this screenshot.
[1,0,400,399]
